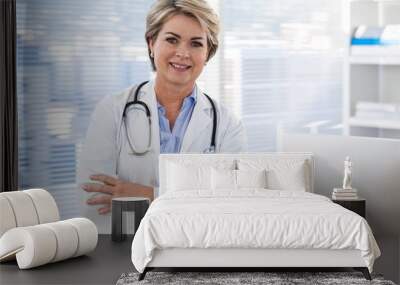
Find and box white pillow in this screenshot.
[211,168,268,190]
[236,169,268,189]
[267,166,306,191]
[211,168,237,190]
[238,159,308,191]
[167,162,211,191]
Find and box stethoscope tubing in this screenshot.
[122,81,217,154]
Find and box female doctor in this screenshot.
[77,0,247,233]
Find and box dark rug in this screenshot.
[116,271,396,285]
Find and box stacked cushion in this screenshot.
[0,195,17,237]
[0,218,97,269]
[0,189,97,269]
[0,189,59,236]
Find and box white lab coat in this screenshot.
[77,80,247,233]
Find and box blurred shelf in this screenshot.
[349,56,400,65]
[349,117,400,130]
[350,0,400,2]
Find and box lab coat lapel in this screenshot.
[180,85,212,152]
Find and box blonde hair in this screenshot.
[145,0,219,71]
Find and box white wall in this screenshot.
[279,132,400,283]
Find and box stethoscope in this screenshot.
[122,81,217,155]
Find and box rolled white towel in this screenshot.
[0,218,98,269]
[0,189,60,238]
[0,191,39,228]
[24,189,59,224]
[0,226,57,268]
[64,218,98,257]
[42,221,79,262]
[0,195,17,237]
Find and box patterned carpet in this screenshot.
[117,271,396,285]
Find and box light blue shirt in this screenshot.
[158,88,197,153]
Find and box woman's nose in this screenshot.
[175,45,189,58]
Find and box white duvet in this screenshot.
[131,190,380,273]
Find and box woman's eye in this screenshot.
[192,41,203,47]
[166,37,177,44]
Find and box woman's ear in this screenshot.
[148,38,154,58]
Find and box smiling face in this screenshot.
[149,14,208,90]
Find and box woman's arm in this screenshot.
[82,175,154,214]
[77,95,118,189]
[77,95,153,215]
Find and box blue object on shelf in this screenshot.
[351,25,400,46]
[351,38,381,45]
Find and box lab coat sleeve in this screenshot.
[218,106,248,152]
[76,95,119,233]
[77,95,118,189]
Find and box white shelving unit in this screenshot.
[344,0,400,138]
[349,117,400,130]
[349,56,400,65]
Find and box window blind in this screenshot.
[219,0,345,151]
[17,0,345,218]
[17,0,153,219]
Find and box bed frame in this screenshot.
[139,248,371,280]
[138,153,372,281]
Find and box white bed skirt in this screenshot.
[148,248,366,268]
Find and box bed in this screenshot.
[131,153,381,281]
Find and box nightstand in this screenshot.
[332,198,366,218]
[112,197,150,242]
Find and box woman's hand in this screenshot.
[82,174,154,215]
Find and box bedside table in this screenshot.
[112,197,150,242]
[332,198,366,218]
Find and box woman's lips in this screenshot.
[170,62,191,71]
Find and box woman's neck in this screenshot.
[154,76,195,130]
[154,77,195,110]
